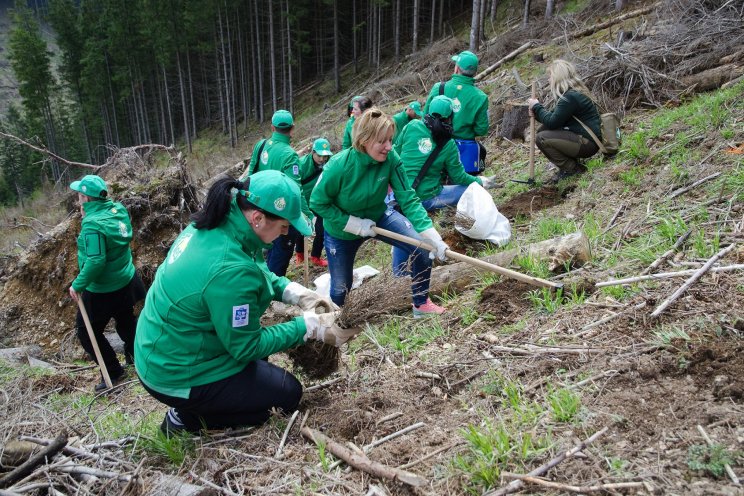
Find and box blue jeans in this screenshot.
[392,185,466,276]
[266,226,301,276]
[324,208,432,307]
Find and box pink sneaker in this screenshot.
[413,298,445,318]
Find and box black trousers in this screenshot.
[142,360,303,431]
[75,272,145,378]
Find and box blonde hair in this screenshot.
[352,107,395,153]
[548,59,595,103]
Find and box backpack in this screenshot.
[573,113,622,156]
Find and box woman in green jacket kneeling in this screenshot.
[135,170,357,436]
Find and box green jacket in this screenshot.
[310,148,433,240]
[134,200,307,398]
[240,132,312,220]
[394,120,482,202]
[72,199,135,293]
[341,116,355,149]
[533,89,601,141]
[425,74,489,140]
[297,154,324,203]
[391,110,413,145]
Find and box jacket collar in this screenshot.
[270,132,291,145]
[350,147,383,166]
[82,198,114,215]
[451,73,475,86]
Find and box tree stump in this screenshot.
[500,101,530,140]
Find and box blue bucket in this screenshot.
[455,139,481,174]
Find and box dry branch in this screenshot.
[0,131,99,170]
[669,173,722,199]
[301,427,428,487]
[640,229,692,275]
[650,243,737,317]
[0,431,67,488]
[500,474,646,493]
[475,41,533,81]
[485,427,609,496]
[597,263,744,288]
[550,4,659,43]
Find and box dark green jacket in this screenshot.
[424,74,489,140]
[341,116,355,149]
[297,153,324,203]
[394,120,482,202]
[240,132,312,220]
[134,200,307,398]
[391,110,414,145]
[73,199,135,293]
[533,89,601,141]
[310,148,433,240]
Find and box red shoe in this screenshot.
[310,256,328,267]
[295,253,304,264]
[413,298,445,318]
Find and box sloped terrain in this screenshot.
[1,0,743,494]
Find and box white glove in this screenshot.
[303,311,362,347]
[343,215,377,237]
[283,282,339,313]
[420,228,449,261]
[480,175,500,189]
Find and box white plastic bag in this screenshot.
[456,182,511,246]
[313,265,380,297]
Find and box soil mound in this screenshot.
[498,185,574,220]
[478,279,535,326]
[0,147,199,354]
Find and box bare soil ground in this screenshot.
[1,1,743,494]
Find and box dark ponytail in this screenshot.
[424,114,454,147]
[191,177,249,230]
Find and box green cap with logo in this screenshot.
[69,174,108,199]
[408,101,423,117]
[428,95,454,119]
[312,138,333,156]
[242,169,311,235]
[452,50,479,72]
[271,109,294,129]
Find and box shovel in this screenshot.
[511,81,537,186]
[371,226,562,290]
[76,297,113,390]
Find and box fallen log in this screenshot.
[475,41,534,82]
[681,64,744,92]
[550,4,659,44]
[301,427,428,487]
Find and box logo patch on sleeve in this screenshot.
[232,305,249,327]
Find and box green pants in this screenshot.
[535,127,599,173]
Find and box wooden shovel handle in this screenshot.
[529,81,536,181]
[76,297,113,389]
[371,226,562,290]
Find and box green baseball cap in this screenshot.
[452,50,479,72]
[69,174,108,199]
[271,109,294,129]
[313,138,333,156]
[242,170,311,235]
[428,95,453,119]
[408,101,423,117]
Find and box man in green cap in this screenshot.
[424,50,489,175]
[391,101,423,145]
[293,138,333,267]
[68,174,145,392]
[239,109,313,276]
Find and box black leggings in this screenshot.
[142,360,303,431]
[75,272,145,378]
[294,215,325,258]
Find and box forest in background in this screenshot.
[0,0,495,207]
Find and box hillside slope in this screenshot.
[0,0,742,494]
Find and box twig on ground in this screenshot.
[301,427,428,487]
[398,440,466,470]
[304,376,344,392]
[597,263,744,288]
[376,412,403,425]
[484,426,609,496]
[0,432,67,489]
[188,470,241,496]
[651,243,737,317]
[640,229,692,275]
[696,425,740,485]
[669,172,722,199]
[275,410,300,459]
[499,474,646,493]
